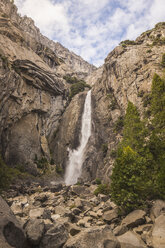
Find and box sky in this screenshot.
[15,0,165,67]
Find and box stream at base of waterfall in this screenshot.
[64,90,92,185]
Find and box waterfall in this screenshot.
[65,90,92,185]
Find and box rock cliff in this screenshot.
[0,0,94,174]
[84,22,165,182]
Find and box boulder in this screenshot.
[150,200,165,221]
[0,196,28,248]
[71,185,90,196]
[40,222,68,248]
[25,219,45,245]
[103,209,118,223]
[151,214,165,248]
[113,225,128,236]
[29,208,51,219]
[117,231,147,248]
[64,226,120,248]
[121,210,146,228]
[55,206,70,216]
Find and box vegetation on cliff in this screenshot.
[64,75,91,100]
[111,73,165,213]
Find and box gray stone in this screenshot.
[0,196,28,248]
[113,225,128,236]
[121,210,146,228]
[25,219,45,245]
[64,226,120,248]
[151,214,165,248]
[117,231,147,248]
[150,200,165,221]
[103,209,118,223]
[40,223,68,248]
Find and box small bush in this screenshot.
[161,54,165,67]
[137,90,145,97]
[69,81,91,100]
[63,75,79,84]
[146,49,152,53]
[101,144,108,157]
[114,116,124,132]
[109,99,118,110]
[56,165,63,175]
[95,178,102,185]
[94,184,110,196]
[142,93,152,107]
[35,157,48,171]
[110,149,117,158]
[50,158,55,165]
[120,40,136,46]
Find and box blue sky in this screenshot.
[15,0,165,67]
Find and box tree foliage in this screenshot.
[111,73,165,212]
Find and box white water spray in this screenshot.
[65,90,92,185]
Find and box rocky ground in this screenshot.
[1,182,165,248]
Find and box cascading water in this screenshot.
[65,90,92,185]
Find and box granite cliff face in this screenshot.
[0,0,95,174]
[88,22,165,182]
[0,0,95,76]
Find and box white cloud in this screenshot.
[15,0,165,66]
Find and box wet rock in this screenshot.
[121,210,146,228]
[25,219,45,245]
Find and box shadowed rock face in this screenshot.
[0,196,28,248]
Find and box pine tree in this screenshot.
[111,102,153,213]
[149,73,165,199]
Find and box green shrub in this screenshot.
[56,165,63,174]
[95,178,102,185]
[161,54,165,67]
[69,81,91,100]
[35,157,48,171]
[142,93,151,107]
[110,149,117,158]
[146,49,152,53]
[113,116,124,132]
[0,156,13,191]
[50,158,55,165]
[94,184,110,196]
[101,143,108,157]
[63,75,79,84]
[120,40,136,46]
[137,90,145,97]
[111,146,150,213]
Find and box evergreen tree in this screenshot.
[111,146,149,213]
[149,73,165,199]
[111,102,153,213]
